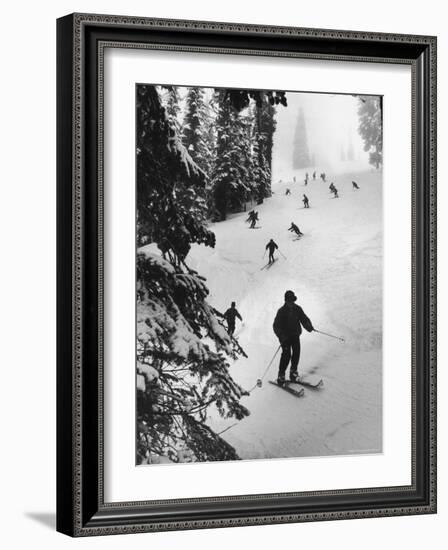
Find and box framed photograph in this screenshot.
[57,13,437,536]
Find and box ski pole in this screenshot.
[252,345,281,390]
[262,249,266,258]
[278,249,287,260]
[314,329,345,342]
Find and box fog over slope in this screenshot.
[273,92,371,181]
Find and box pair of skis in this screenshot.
[269,376,324,398]
[260,259,277,270]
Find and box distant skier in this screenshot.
[320,172,326,182]
[245,209,254,223]
[312,171,316,180]
[304,177,308,186]
[248,211,259,228]
[293,176,296,183]
[285,188,291,195]
[224,301,243,336]
[288,222,303,237]
[265,238,279,264]
[329,182,335,193]
[273,290,314,385]
[331,186,339,198]
[303,194,310,208]
[305,172,309,181]
[352,180,360,190]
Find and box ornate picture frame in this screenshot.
[57,13,437,536]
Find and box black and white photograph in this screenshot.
[0,0,441,544]
[136,84,383,465]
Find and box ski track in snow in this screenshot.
[188,170,383,460]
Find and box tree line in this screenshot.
[177,86,278,221]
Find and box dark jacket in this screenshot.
[289,224,302,234]
[224,307,242,324]
[266,240,278,252]
[273,303,314,341]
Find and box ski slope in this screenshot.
[189,169,383,460]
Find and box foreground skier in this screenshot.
[224,301,243,335]
[273,290,314,386]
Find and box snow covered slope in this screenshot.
[188,169,383,460]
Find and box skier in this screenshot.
[304,177,308,186]
[303,194,310,208]
[273,290,314,385]
[223,301,243,336]
[249,211,259,228]
[329,182,335,193]
[305,172,309,181]
[331,186,339,198]
[320,172,326,182]
[288,222,303,237]
[285,188,291,195]
[265,238,278,264]
[245,209,254,223]
[312,171,316,180]
[352,180,360,190]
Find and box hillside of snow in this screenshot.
[187,169,383,460]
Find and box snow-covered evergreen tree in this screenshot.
[136,84,249,464]
[292,107,311,169]
[202,92,218,171]
[253,98,276,202]
[210,91,278,217]
[257,99,276,174]
[358,96,383,169]
[210,91,253,220]
[164,86,181,132]
[182,87,209,173]
[202,92,219,214]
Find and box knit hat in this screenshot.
[284,290,297,302]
